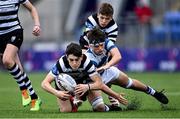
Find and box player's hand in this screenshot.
[74,84,88,97]
[32,25,41,36]
[96,65,109,73]
[116,93,128,105]
[55,90,71,101]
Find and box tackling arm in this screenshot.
[100,83,128,105]
[41,72,70,100]
[97,47,121,72]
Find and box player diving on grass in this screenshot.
[41,43,128,112]
[84,28,169,108]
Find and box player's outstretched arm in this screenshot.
[41,73,71,100]
[101,83,128,105]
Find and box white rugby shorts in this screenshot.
[101,66,120,84]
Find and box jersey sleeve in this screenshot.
[85,15,97,32]
[105,39,117,51]
[83,56,98,77]
[107,23,118,42]
[49,61,60,77]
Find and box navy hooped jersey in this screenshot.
[50,54,98,84]
[84,13,118,42]
[0,0,27,35]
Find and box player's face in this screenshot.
[97,14,112,28]
[67,54,82,70]
[90,42,105,55]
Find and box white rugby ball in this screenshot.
[56,73,77,92]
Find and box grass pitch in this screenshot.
[0,71,180,118]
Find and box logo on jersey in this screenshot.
[11,36,16,42]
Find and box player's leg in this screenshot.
[2,30,26,92]
[101,67,123,110]
[3,44,27,91]
[15,54,41,111]
[3,44,32,102]
[57,97,74,112]
[87,90,109,112]
[2,44,31,105]
[111,70,169,104]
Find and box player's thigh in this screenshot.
[57,98,72,112]
[102,66,120,84]
[110,70,129,87]
[3,29,23,63]
[3,44,18,62]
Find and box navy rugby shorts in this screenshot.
[0,29,23,54]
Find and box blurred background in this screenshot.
[3,0,180,72]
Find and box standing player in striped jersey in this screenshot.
[85,28,169,106]
[41,43,128,112]
[79,2,118,51]
[0,0,41,111]
[79,2,120,108]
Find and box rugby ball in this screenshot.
[56,73,77,93]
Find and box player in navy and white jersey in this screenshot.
[0,0,41,111]
[85,28,169,107]
[41,43,127,112]
[79,2,118,51]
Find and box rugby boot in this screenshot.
[30,98,42,111]
[21,89,31,107]
[154,89,169,104]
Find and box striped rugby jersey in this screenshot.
[85,39,117,68]
[0,0,27,35]
[84,13,118,42]
[50,54,98,84]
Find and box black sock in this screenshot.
[146,86,156,95]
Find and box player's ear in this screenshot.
[97,13,100,18]
[80,55,83,60]
[109,15,113,20]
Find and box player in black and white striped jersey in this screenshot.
[41,43,128,112]
[79,2,118,51]
[0,0,41,111]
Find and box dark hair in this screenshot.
[87,28,106,44]
[98,3,114,16]
[66,43,82,57]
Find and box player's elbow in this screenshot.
[98,81,104,90]
[41,80,47,90]
[118,54,122,61]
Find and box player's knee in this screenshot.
[94,104,106,112]
[59,107,72,112]
[125,77,133,88]
[91,96,106,112]
[2,56,14,68]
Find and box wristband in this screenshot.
[88,84,91,91]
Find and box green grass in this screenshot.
[0,71,180,118]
